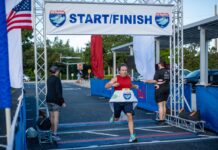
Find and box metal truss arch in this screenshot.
[33,0,193,131]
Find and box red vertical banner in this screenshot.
[91,35,104,79]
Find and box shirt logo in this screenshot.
[155,13,170,28]
[49,10,66,27]
[123,90,132,100]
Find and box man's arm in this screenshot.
[131,84,139,89]
[105,77,119,89]
[143,80,157,84]
[56,78,65,106]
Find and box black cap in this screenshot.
[49,66,60,73]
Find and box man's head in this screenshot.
[157,60,166,69]
[119,64,128,77]
[49,66,60,75]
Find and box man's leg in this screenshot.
[126,113,134,135]
[158,102,164,120]
[53,111,59,135]
[125,103,137,143]
[113,103,122,121]
[49,111,54,132]
[163,101,167,120]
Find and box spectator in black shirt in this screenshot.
[143,61,170,125]
[46,66,66,141]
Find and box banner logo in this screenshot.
[155,13,170,28]
[49,10,66,27]
[123,90,132,100]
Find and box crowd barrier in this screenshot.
[90,78,192,112]
[7,93,27,150]
[196,85,218,133]
[91,79,218,133]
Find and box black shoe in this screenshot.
[156,120,165,125]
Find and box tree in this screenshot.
[160,49,170,64]
[208,46,218,69]
[83,35,132,75]
[22,29,34,78]
[183,43,200,71]
[22,30,80,79]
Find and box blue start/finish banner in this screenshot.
[45,2,173,35]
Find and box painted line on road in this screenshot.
[58,125,171,135]
[63,88,81,90]
[0,135,6,138]
[137,128,173,134]
[85,131,119,137]
[0,144,7,148]
[59,119,155,128]
[49,135,218,150]
[57,132,192,144]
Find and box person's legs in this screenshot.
[51,111,61,141]
[126,113,134,135]
[48,103,61,141]
[53,111,59,135]
[163,101,167,120]
[113,103,122,121]
[124,103,137,142]
[49,111,54,132]
[158,102,164,120]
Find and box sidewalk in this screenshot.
[62,80,91,88]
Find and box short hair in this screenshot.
[49,65,60,73]
[158,60,166,68]
[119,63,128,70]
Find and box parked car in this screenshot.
[23,74,30,82]
[183,69,191,77]
[184,69,218,89]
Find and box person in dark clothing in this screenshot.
[144,61,170,124]
[46,66,66,141]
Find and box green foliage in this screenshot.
[82,35,132,75]
[104,74,113,80]
[160,49,170,64]
[102,35,132,68]
[22,29,34,79]
[22,30,82,80]
[83,35,132,72]
[208,46,218,69]
[160,43,201,71]
[22,30,218,80]
[183,44,200,71]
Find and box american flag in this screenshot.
[7,0,32,32]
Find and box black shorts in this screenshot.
[113,102,134,118]
[155,85,170,103]
[47,103,60,112]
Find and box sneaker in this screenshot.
[109,115,115,123]
[129,134,137,143]
[52,134,61,141]
[156,120,166,125]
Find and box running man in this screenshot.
[105,64,138,143]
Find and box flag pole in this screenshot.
[5,108,11,144]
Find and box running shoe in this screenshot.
[52,134,61,141]
[129,134,137,143]
[156,120,166,125]
[109,115,115,123]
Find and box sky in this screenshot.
[48,0,218,49]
